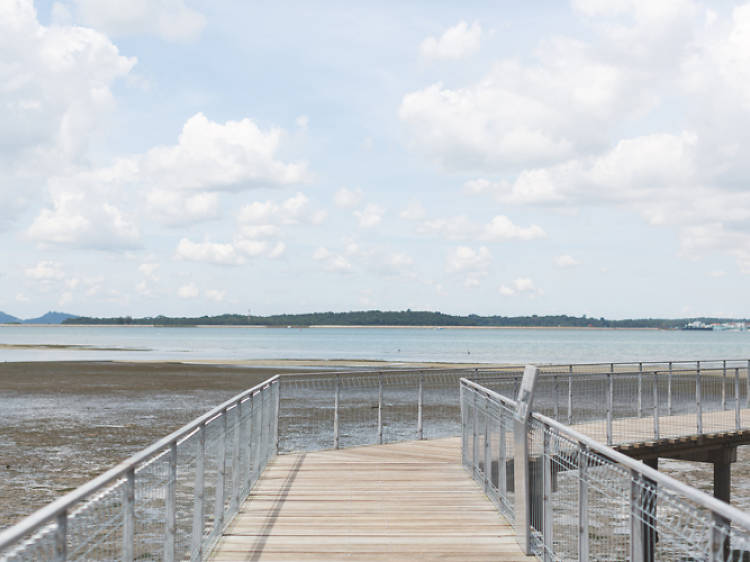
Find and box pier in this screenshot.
[2,359,750,560]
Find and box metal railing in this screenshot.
[279,359,750,453]
[3,357,750,561]
[461,375,750,560]
[0,376,280,562]
[529,360,750,447]
[278,368,525,452]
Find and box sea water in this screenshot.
[1,325,750,364]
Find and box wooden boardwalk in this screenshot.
[210,437,528,561]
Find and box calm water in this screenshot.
[1,325,750,363]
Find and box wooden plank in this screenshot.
[209,438,530,561]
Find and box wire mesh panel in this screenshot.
[460,379,518,524]
[0,377,280,562]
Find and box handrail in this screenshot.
[460,373,750,559]
[0,375,280,557]
[532,409,750,531]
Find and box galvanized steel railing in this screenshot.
[461,374,750,560]
[3,358,750,561]
[529,360,750,447]
[0,376,280,562]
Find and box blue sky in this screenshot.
[2,0,750,319]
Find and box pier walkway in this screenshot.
[4,360,750,561]
[210,438,526,561]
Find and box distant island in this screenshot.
[57,310,750,330]
[0,311,78,324]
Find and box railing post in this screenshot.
[629,471,644,562]
[213,409,227,536]
[499,410,507,502]
[653,372,659,440]
[667,361,673,416]
[697,361,703,434]
[191,423,206,562]
[54,511,67,562]
[417,372,424,440]
[333,375,340,449]
[747,360,750,409]
[274,379,281,454]
[638,362,643,418]
[483,395,490,493]
[578,445,589,561]
[231,401,242,514]
[472,391,479,474]
[122,467,135,562]
[553,374,559,420]
[377,373,383,445]
[542,426,552,562]
[513,365,538,555]
[247,392,255,485]
[163,441,177,562]
[607,366,613,446]
[257,390,264,479]
[735,367,741,431]
[567,365,573,425]
[722,360,727,410]
[460,382,467,466]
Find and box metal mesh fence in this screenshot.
[4,358,750,561]
[461,376,750,561]
[532,361,750,448]
[460,380,517,523]
[0,377,280,562]
[278,368,524,453]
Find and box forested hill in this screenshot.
[62,311,744,329]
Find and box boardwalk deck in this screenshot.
[210,437,528,561]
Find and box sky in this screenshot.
[2,0,750,319]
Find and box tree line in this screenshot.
[62,310,746,329]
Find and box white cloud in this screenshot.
[177,282,199,299]
[354,203,385,228]
[555,254,581,267]
[140,113,309,193]
[312,246,352,273]
[400,201,426,221]
[499,277,542,297]
[58,291,73,306]
[238,193,324,226]
[0,0,135,226]
[25,261,65,280]
[419,214,545,242]
[446,246,491,273]
[28,191,140,249]
[138,263,159,280]
[175,238,244,266]
[234,239,268,257]
[483,215,546,241]
[26,114,312,246]
[205,288,226,302]
[400,36,637,170]
[71,0,206,42]
[334,187,364,208]
[418,215,475,240]
[420,21,482,60]
[146,190,220,226]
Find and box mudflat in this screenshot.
[0,361,294,530]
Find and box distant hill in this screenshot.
[0,311,21,323]
[23,311,78,324]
